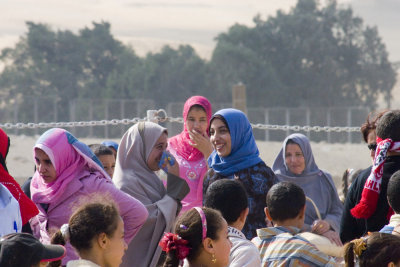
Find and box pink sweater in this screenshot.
[31,170,148,265]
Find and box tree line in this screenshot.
[0,0,396,122]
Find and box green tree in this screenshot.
[210,0,396,108]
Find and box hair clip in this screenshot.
[180,224,188,230]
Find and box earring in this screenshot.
[211,253,217,264]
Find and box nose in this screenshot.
[38,163,45,173]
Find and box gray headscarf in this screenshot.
[113,122,178,267]
[272,133,343,232]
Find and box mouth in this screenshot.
[215,144,224,150]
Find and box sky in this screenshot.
[1,0,399,62]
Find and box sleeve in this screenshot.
[229,242,262,267]
[340,178,361,243]
[322,173,343,233]
[99,180,149,243]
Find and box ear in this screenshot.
[239,207,249,223]
[96,232,109,249]
[202,237,215,254]
[264,207,273,221]
[297,205,306,220]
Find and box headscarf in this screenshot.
[168,96,212,162]
[351,137,400,219]
[113,122,167,203]
[208,108,262,176]
[0,128,38,225]
[272,133,342,230]
[30,128,108,204]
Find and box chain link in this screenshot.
[0,112,360,133]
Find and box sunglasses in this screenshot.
[368,143,377,151]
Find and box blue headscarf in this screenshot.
[208,108,263,176]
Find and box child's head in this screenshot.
[52,199,126,267]
[344,232,400,267]
[101,140,118,158]
[161,207,231,267]
[89,144,116,178]
[204,179,248,228]
[0,233,66,267]
[266,182,306,225]
[387,170,400,214]
[376,110,400,141]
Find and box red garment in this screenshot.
[0,128,39,225]
[168,96,212,162]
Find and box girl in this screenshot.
[52,199,126,267]
[30,128,148,265]
[161,207,231,267]
[168,96,212,212]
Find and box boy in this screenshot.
[380,170,400,234]
[252,182,336,266]
[204,179,261,267]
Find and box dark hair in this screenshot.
[163,207,224,267]
[344,232,400,267]
[360,110,388,143]
[88,144,114,157]
[376,110,400,141]
[51,199,120,252]
[387,170,400,213]
[204,179,248,224]
[286,139,299,146]
[209,114,230,135]
[266,182,305,221]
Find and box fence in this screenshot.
[0,96,370,143]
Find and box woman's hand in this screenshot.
[321,230,343,247]
[311,220,330,235]
[160,153,180,177]
[188,130,213,159]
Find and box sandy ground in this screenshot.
[6,135,371,195]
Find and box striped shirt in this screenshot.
[251,226,336,267]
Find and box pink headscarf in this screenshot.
[168,96,212,161]
[31,128,109,204]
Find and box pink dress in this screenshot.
[168,145,207,213]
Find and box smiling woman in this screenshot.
[203,108,278,239]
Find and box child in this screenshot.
[160,207,231,267]
[52,199,127,267]
[252,182,336,266]
[0,232,66,267]
[204,179,261,266]
[89,144,116,178]
[380,170,400,234]
[344,232,400,267]
[101,140,118,159]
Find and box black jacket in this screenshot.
[340,156,400,243]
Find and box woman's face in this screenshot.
[34,148,57,183]
[285,143,306,175]
[103,217,127,267]
[98,154,115,178]
[209,118,231,157]
[186,106,208,136]
[212,219,231,267]
[146,132,168,171]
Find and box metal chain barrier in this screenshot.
[0,109,360,133]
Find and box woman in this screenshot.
[161,207,231,267]
[52,199,126,267]
[203,108,277,239]
[344,232,400,267]
[113,122,189,267]
[272,133,343,245]
[168,96,213,213]
[29,128,148,265]
[0,128,38,228]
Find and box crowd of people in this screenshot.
[1,95,400,267]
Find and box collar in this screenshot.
[228,226,246,239]
[256,226,301,239]
[389,214,400,227]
